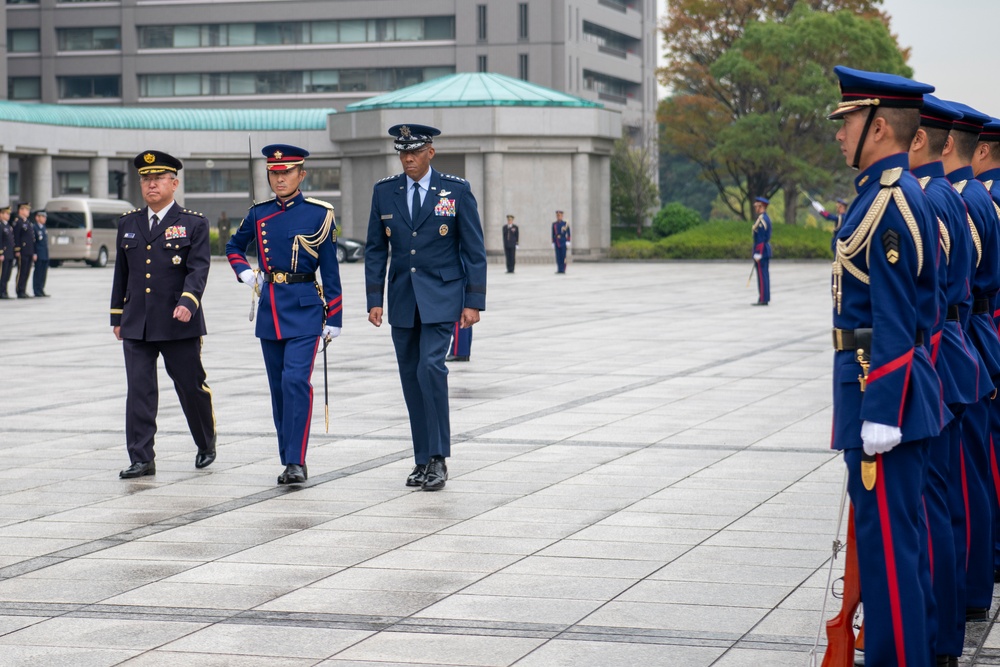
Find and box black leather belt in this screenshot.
[974,298,991,315]
[947,305,961,321]
[264,271,315,284]
[832,327,924,351]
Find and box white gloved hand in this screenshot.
[811,200,825,214]
[322,325,341,340]
[753,253,762,261]
[566,241,571,247]
[861,420,902,456]
[239,269,260,288]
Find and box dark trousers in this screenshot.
[260,335,321,466]
[32,258,47,295]
[504,245,516,272]
[930,413,962,657]
[961,394,995,608]
[755,257,770,303]
[15,254,32,296]
[554,245,567,273]
[450,322,472,357]
[391,314,452,465]
[0,256,12,295]
[122,337,216,464]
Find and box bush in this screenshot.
[651,202,704,239]
[609,220,833,260]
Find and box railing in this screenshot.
[598,44,628,59]
[598,91,628,104]
[598,0,628,13]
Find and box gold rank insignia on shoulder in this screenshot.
[439,224,449,236]
[172,255,181,265]
[882,228,900,264]
[385,227,391,237]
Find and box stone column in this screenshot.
[338,156,353,237]
[0,153,9,206]
[90,156,109,199]
[31,154,53,208]
[464,153,488,250]
[175,168,186,206]
[598,155,611,254]
[252,158,268,206]
[483,152,503,257]
[571,152,589,256]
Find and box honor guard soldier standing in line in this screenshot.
[751,196,772,306]
[970,115,1000,583]
[941,100,1000,621]
[551,210,571,273]
[826,66,947,667]
[12,202,34,298]
[502,214,518,273]
[0,205,14,299]
[910,94,986,663]
[365,123,487,491]
[226,144,342,486]
[111,150,217,479]
[31,210,49,297]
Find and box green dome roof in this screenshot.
[0,101,334,130]
[347,72,602,110]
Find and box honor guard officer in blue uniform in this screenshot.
[0,205,13,299]
[551,210,571,273]
[31,210,50,297]
[365,123,487,491]
[910,94,986,663]
[111,150,217,478]
[751,196,772,305]
[827,66,947,667]
[12,202,34,298]
[226,144,343,486]
[941,100,1000,620]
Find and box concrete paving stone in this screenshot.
[724,515,838,535]
[460,572,635,601]
[257,586,447,616]
[101,581,290,610]
[359,550,523,574]
[118,652,314,667]
[438,479,555,496]
[0,645,139,667]
[333,630,546,667]
[671,545,828,569]
[400,534,557,556]
[711,647,819,666]
[498,493,638,513]
[161,562,339,588]
[536,539,685,563]
[137,525,299,545]
[649,561,816,587]
[79,539,250,562]
[579,600,768,635]
[438,519,584,540]
[0,616,207,649]
[310,568,484,593]
[593,510,734,531]
[567,524,717,546]
[747,607,831,639]
[160,622,373,659]
[274,529,424,550]
[502,555,664,580]
[703,529,829,551]
[0,615,46,636]
[509,639,725,666]
[18,558,194,583]
[0,520,144,541]
[472,506,615,526]
[355,494,517,522]
[624,497,758,518]
[305,514,460,535]
[616,579,791,608]
[415,593,602,625]
[219,543,383,568]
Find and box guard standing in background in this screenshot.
[31,210,49,297]
[826,66,945,667]
[551,210,571,274]
[751,196,771,306]
[0,205,14,299]
[502,214,518,273]
[226,143,343,486]
[111,150,217,479]
[13,202,34,299]
[365,123,487,491]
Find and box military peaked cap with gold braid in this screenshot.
[133,150,182,175]
[919,94,962,131]
[827,66,933,120]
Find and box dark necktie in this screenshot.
[411,184,420,221]
[150,213,159,230]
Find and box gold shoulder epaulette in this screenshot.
[880,166,903,187]
[181,208,205,218]
[248,197,276,210]
[304,197,334,210]
[120,208,140,217]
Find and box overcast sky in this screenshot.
[656,0,1000,115]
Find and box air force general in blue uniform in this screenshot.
[828,67,949,667]
[365,124,487,491]
[226,144,343,485]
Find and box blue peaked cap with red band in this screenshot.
[262,144,309,171]
[981,117,1000,143]
[828,66,933,120]
[944,101,991,135]
[919,94,962,131]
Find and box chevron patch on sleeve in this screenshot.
[882,228,900,264]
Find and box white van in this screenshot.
[45,197,135,267]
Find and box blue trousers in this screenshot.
[32,258,48,295]
[391,316,452,465]
[929,416,962,657]
[846,442,933,667]
[960,395,994,608]
[755,256,770,303]
[260,335,320,466]
[451,322,472,358]
[554,245,567,273]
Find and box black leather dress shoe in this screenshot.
[277,464,306,485]
[34,292,49,297]
[445,355,470,362]
[406,464,427,487]
[120,461,155,478]
[16,293,29,299]
[0,293,8,299]
[936,656,958,667]
[966,606,990,621]
[422,457,448,491]
[751,301,769,306]
[195,449,216,469]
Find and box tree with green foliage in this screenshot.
[651,202,703,239]
[659,0,909,223]
[658,145,717,218]
[611,129,660,237]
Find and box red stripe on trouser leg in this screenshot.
[298,336,321,462]
[875,453,907,665]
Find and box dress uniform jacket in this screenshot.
[365,169,487,325]
[0,217,14,294]
[110,205,210,340]
[13,217,34,257]
[225,192,343,338]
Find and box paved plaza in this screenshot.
[1,256,1000,666]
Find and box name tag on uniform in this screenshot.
[381,214,393,220]
[124,233,135,238]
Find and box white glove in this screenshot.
[239,269,261,288]
[753,253,762,261]
[566,241,571,247]
[552,242,555,248]
[322,325,341,340]
[861,420,902,456]
[811,201,825,214]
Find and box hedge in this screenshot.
[609,220,833,260]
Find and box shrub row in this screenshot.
[609,220,834,260]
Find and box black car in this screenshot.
[337,237,364,263]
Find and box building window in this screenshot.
[477,55,487,73]
[8,77,40,100]
[519,54,528,81]
[7,0,39,4]
[58,75,121,99]
[184,168,251,194]
[476,5,487,41]
[57,27,121,51]
[582,69,637,104]
[58,172,90,195]
[518,3,528,40]
[8,29,39,52]
[137,17,455,49]
[582,21,638,58]
[302,166,340,191]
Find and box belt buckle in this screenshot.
[832,328,844,351]
[273,272,287,284]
